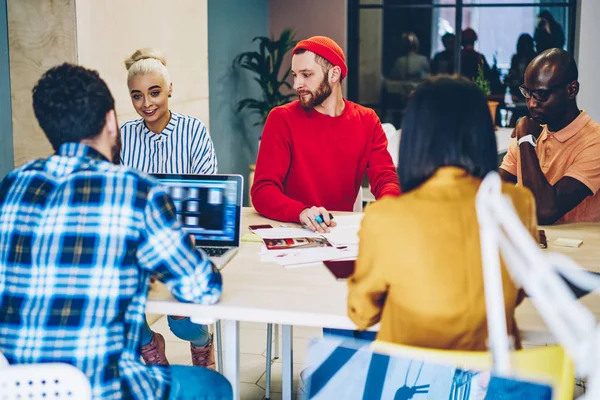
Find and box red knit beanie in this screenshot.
[292,36,347,79]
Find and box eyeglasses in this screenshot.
[519,81,572,103]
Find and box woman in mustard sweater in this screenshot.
[348,75,538,351]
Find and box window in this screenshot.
[348,0,577,126]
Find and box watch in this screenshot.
[518,134,537,148]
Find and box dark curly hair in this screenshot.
[32,63,115,151]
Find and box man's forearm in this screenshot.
[499,168,518,184]
[251,183,307,223]
[520,143,561,224]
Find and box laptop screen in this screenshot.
[152,174,243,247]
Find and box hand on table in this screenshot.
[300,206,336,233]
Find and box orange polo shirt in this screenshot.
[500,111,600,222]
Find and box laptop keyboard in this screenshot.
[199,247,230,257]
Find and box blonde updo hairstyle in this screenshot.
[124,48,171,86]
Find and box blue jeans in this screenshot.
[322,328,377,341]
[168,365,232,400]
[141,316,211,347]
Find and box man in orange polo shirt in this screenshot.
[499,49,600,224]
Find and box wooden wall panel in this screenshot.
[7,0,77,167]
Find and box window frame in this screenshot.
[347,0,578,103]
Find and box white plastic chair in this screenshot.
[477,172,599,398]
[381,123,401,167]
[0,363,92,400]
[352,189,363,212]
[361,123,401,207]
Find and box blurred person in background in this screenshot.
[389,32,430,82]
[460,28,490,82]
[506,33,537,125]
[534,10,566,53]
[431,32,455,75]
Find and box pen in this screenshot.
[315,213,334,224]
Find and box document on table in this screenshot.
[251,227,323,239]
[252,219,363,267]
[259,245,359,268]
[321,214,364,246]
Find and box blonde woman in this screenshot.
[120,48,217,369]
[121,48,217,174]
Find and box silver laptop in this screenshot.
[152,174,243,269]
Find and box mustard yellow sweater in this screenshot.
[348,167,538,351]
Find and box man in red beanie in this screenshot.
[251,35,400,232]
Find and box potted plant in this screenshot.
[474,60,498,126]
[233,29,297,131]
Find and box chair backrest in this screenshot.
[352,189,363,212]
[381,123,401,167]
[304,337,574,400]
[373,341,574,400]
[0,363,92,400]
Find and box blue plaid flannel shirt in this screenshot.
[0,143,222,399]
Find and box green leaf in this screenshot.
[474,60,491,97]
[233,29,297,127]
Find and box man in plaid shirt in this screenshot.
[0,64,232,399]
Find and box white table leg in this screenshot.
[223,320,240,400]
[216,320,224,374]
[274,324,280,359]
[282,325,293,400]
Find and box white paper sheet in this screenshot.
[259,245,358,267]
[321,214,364,246]
[251,227,322,239]
[251,218,363,267]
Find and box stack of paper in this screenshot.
[251,226,359,268]
[259,245,358,268]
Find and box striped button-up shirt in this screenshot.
[0,143,222,399]
[120,112,218,174]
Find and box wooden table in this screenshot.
[147,209,600,399]
[517,222,600,343]
[495,127,514,155]
[148,209,357,400]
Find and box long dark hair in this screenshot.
[516,33,535,60]
[398,75,497,193]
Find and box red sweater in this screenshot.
[251,99,401,222]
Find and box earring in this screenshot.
[168,94,172,98]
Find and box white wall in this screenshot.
[76,0,210,128]
[576,0,600,120]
